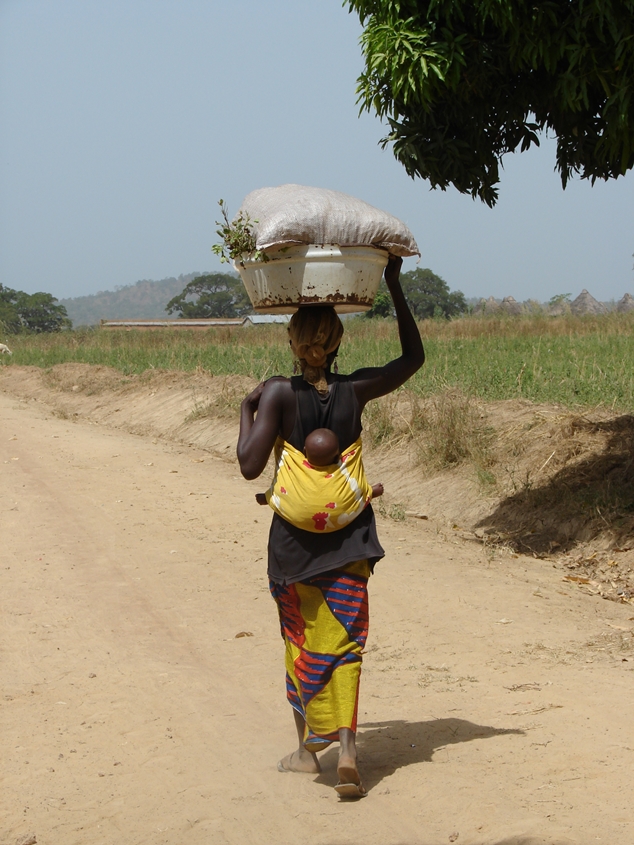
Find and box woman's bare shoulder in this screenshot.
[262,375,292,388]
[260,376,294,402]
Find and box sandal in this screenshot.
[334,781,367,799]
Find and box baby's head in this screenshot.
[304,428,340,467]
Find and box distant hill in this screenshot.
[59,273,208,326]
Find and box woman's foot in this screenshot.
[337,754,363,785]
[277,748,321,774]
[335,756,366,798]
[335,729,366,797]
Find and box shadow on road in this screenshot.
[314,716,523,792]
[476,413,634,555]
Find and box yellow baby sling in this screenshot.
[265,436,373,533]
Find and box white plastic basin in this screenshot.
[234,244,389,313]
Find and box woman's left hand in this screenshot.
[243,382,265,412]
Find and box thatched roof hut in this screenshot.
[473,297,500,314]
[570,289,606,316]
[499,296,523,316]
[616,293,634,313]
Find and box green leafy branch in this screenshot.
[211,199,269,265]
[348,0,634,206]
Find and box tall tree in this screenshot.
[14,291,72,333]
[400,268,467,319]
[0,284,71,333]
[348,0,634,205]
[0,284,21,333]
[365,280,394,317]
[165,273,252,319]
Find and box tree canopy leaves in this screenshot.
[400,267,467,318]
[0,284,72,333]
[365,280,394,317]
[348,0,634,205]
[366,269,467,318]
[165,274,252,319]
[0,287,21,333]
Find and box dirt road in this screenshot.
[2,381,633,845]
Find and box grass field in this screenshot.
[3,312,634,410]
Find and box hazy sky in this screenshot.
[1,0,632,303]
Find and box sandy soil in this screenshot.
[2,366,634,845]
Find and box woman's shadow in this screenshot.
[314,717,524,792]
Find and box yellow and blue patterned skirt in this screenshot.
[269,560,370,750]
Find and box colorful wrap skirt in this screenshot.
[269,560,370,750]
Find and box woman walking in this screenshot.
[237,256,424,797]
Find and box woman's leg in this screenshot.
[278,709,321,773]
[337,728,359,784]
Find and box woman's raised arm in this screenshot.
[236,378,286,480]
[351,256,425,408]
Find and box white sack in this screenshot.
[238,184,419,257]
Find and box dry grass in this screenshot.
[359,379,634,565]
[185,377,246,423]
[409,390,495,477]
[363,388,496,484]
[416,310,634,339]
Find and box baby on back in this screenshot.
[256,428,383,505]
[303,427,341,468]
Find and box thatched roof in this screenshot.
[473,297,500,314]
[500,296,523,316]
[616,293,634,313]
[570,289,606,316]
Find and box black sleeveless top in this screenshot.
[267,375,385,585]
[286,375,362,451]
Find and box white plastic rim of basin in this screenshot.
[234,244,389,313]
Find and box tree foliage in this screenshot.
[165,273,252,319]
[549,292,572,306]
[366,269,467,318]
[400,268,467,318]
[348,0,634,205]
[365,280,394,317]
[0,286,21,333]
[0,284,71,333]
